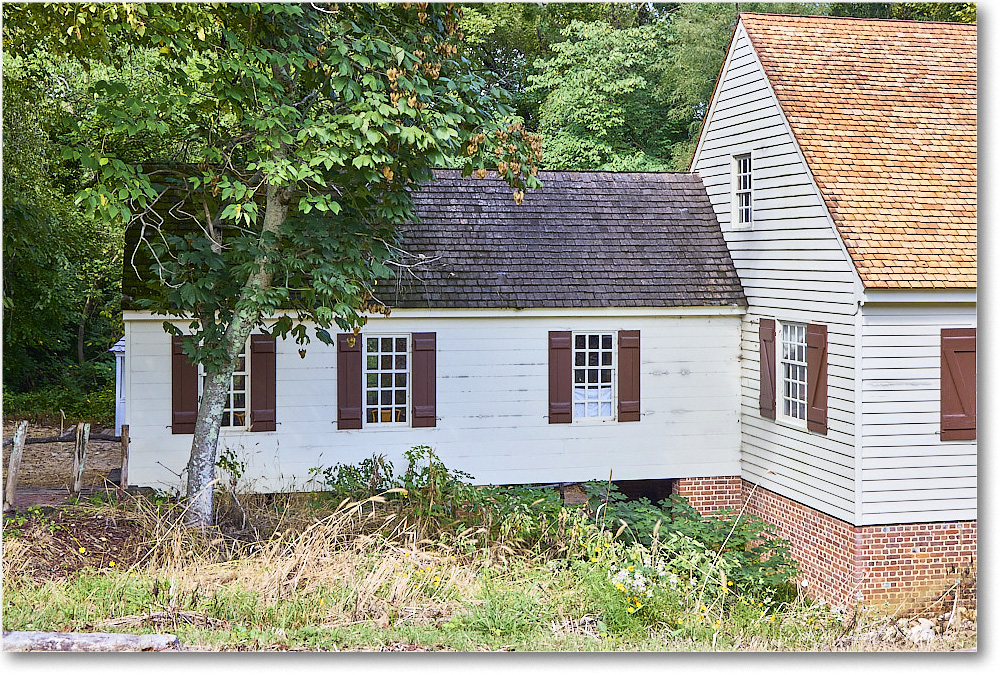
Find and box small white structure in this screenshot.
[110,336,126,437]
[122,171,748,492]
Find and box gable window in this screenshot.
[573,333,615,419]
[365,335,409,425]
[733,154,752,228]
[779,322,807,422]
[199,344,249,428]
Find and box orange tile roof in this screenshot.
[740,13,976,289]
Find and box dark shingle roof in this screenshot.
[380,170,746,309]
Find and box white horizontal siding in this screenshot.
[124,311,743,493]
[691,24,862,524]
[859,303,977,524]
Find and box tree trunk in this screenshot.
[183,179,293,528]
[77,295,92,365]
[3,631,182,652]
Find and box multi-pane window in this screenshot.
[199,346,249,428]
[780,323,807,421]
[734,154,752,227]
[365,335,409,424]
[573,333,614,420]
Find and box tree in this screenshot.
[6,2,542,527]
[528,19,676,170]
[2,60,121,396]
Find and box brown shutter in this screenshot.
[249,334,276,432]
[941,328,976,441]
[548,331,572,424]
[411,332,436,428]
[759,319,776,419]
[806,323,828,434]
[337,333,363,430]
[618,330,640,422]
[171,336,198,434]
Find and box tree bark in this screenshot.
[3,631,182,651]
[77,295,91,365]
[183,178,293,528]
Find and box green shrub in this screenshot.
[3,380,115,425]
[582,481,798,597]
[308,454,396,502]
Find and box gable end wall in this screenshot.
[692,25,862,524]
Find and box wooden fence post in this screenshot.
[71,422,90,496]
[119,425,129,490]
[3,421,29,512]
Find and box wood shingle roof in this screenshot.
[382,169,746,308]
[740,13,976,289]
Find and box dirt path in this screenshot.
[3,421,122,496]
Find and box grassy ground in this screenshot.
[1,491,977,652]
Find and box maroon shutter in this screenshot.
[618,330,640,422]
[171,336,198,434]
[548,331,572,424]
[941,328,976,441]
[249,334,276,432]
[759,319,776,419]
[337,333,363,430]
[806,323,828,434]
[411,332,436,428]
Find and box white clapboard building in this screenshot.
[119,14,975,610]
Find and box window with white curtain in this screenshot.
[573,333,615,420]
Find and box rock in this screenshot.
[908,618,935,643]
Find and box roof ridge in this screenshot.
[739,12,976,28]
[430,168,697,177]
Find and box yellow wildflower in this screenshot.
[78,547,86,554]
[108,561,115,567]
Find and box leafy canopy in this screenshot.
[7,2,542,372]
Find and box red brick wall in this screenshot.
[671,476,742,513]
[672,475,977,612]
[740,480,977,612]
[740,481,858,606]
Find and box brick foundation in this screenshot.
[671,476,742,513]
[672,475,977,613]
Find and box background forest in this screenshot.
[1,2,975,424]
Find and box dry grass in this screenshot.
[3,493,977,652]
[112,492,486,627]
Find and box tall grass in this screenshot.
[2,453,978,651]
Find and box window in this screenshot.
[199,345,249,428]
[733,154,752,228]
[573,333,615,420]
[365,335,409,425]
[172,333,275,434]
[780,322,807,422]
[549,330,639,424]
[338,332,435,430]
